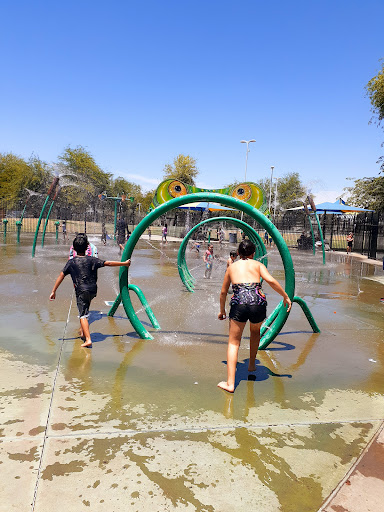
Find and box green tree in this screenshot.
[162,154,199,186]
[108,177,141,200]
[366,61,384,170]
[0,152,51,207]
[257,172,306,212]
[57,146,112,209]
[344,176,384,211]
[141,189,156,212]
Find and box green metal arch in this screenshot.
[177,216,268,292]
[108,192,319,349]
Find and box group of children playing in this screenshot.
[50,232,290,393]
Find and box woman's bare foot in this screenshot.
[81,340,92,348]
[217,381,234,393]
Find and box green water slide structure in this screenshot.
[108,192,320,349]
[177,216,268,292]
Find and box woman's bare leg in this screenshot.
[218,319,246,392]
[248,321,262,371]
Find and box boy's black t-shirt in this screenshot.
[62,256,105,295]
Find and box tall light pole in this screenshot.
[240,139,256,182]
[273,177,280,223]
[240,139,256,222]
[268,166,274,217]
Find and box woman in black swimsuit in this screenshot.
[217,240,291,393]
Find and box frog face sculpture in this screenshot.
[150,179,267,212]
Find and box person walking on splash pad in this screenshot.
[162,223,168,243]
[116,216,129,252]
[217,239,291,393]
[49,233,131,348]
[204,244,214,278]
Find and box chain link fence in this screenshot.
[1,198,383,260]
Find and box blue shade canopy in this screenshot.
[308,200,374,213]
[287,199,374,214]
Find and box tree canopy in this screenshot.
[162,154,199,186]
[258,172,306,212]
[366,61,384,170]
[0,153,51,204]
[344,176,384,211]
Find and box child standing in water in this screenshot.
[162,223,168,243]
[217,240,291,392]
[50,234,131,348]
[204,244,214,278]
[227,250,237,268]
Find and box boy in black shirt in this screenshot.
[50,233,131,348]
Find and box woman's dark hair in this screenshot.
[73,233,88,254]
[238,239,255,257]
[230,251,237,258]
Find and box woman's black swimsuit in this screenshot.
[229,283,267,324]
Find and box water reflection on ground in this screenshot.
[1,235,383,511]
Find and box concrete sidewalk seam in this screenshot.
[30,290,74,512]
[318,419,384,511]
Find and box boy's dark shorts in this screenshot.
[76,291,96,318]
[229,303,267,324]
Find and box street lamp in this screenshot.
[273,177,280,223]
[240,139,256,182]
[268,166,274,216]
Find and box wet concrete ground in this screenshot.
[0,234,383,511]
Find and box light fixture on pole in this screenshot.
[268,166,274,216]
[240,139,256,182]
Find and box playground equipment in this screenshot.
[98,192,134,240]
[150,179,267,212]
[54,221,60,242]
[2,219,8,242]
[177,217,268,292]
[32,177,60,257]
[306,195,326,265]
[41,187,60,247]
[108,190,319,349]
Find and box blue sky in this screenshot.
[1,0,383,202]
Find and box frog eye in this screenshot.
[153,179,189,207]
[229,182,266,211]
[168,180,187,198]
[231,184,252,201]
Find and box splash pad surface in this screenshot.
[1,235,383,511]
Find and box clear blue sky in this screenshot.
[1,0,383,202]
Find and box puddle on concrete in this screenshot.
[1,237,384,510]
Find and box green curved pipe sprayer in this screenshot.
[177,217,268,292]
[16,220,22,243]
[32,195,50,258]
[20,203,28,222]
[108,192,319,348]
[41,200,55,247]
[54,221,60,242]
[2,219,8,242]
[314,212,326,265]
[109,285,161,331]
[307,215,316,255]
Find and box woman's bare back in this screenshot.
[227,259,262,284]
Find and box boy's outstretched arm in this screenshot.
[104,259,131,267]
[50,272,65,300]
